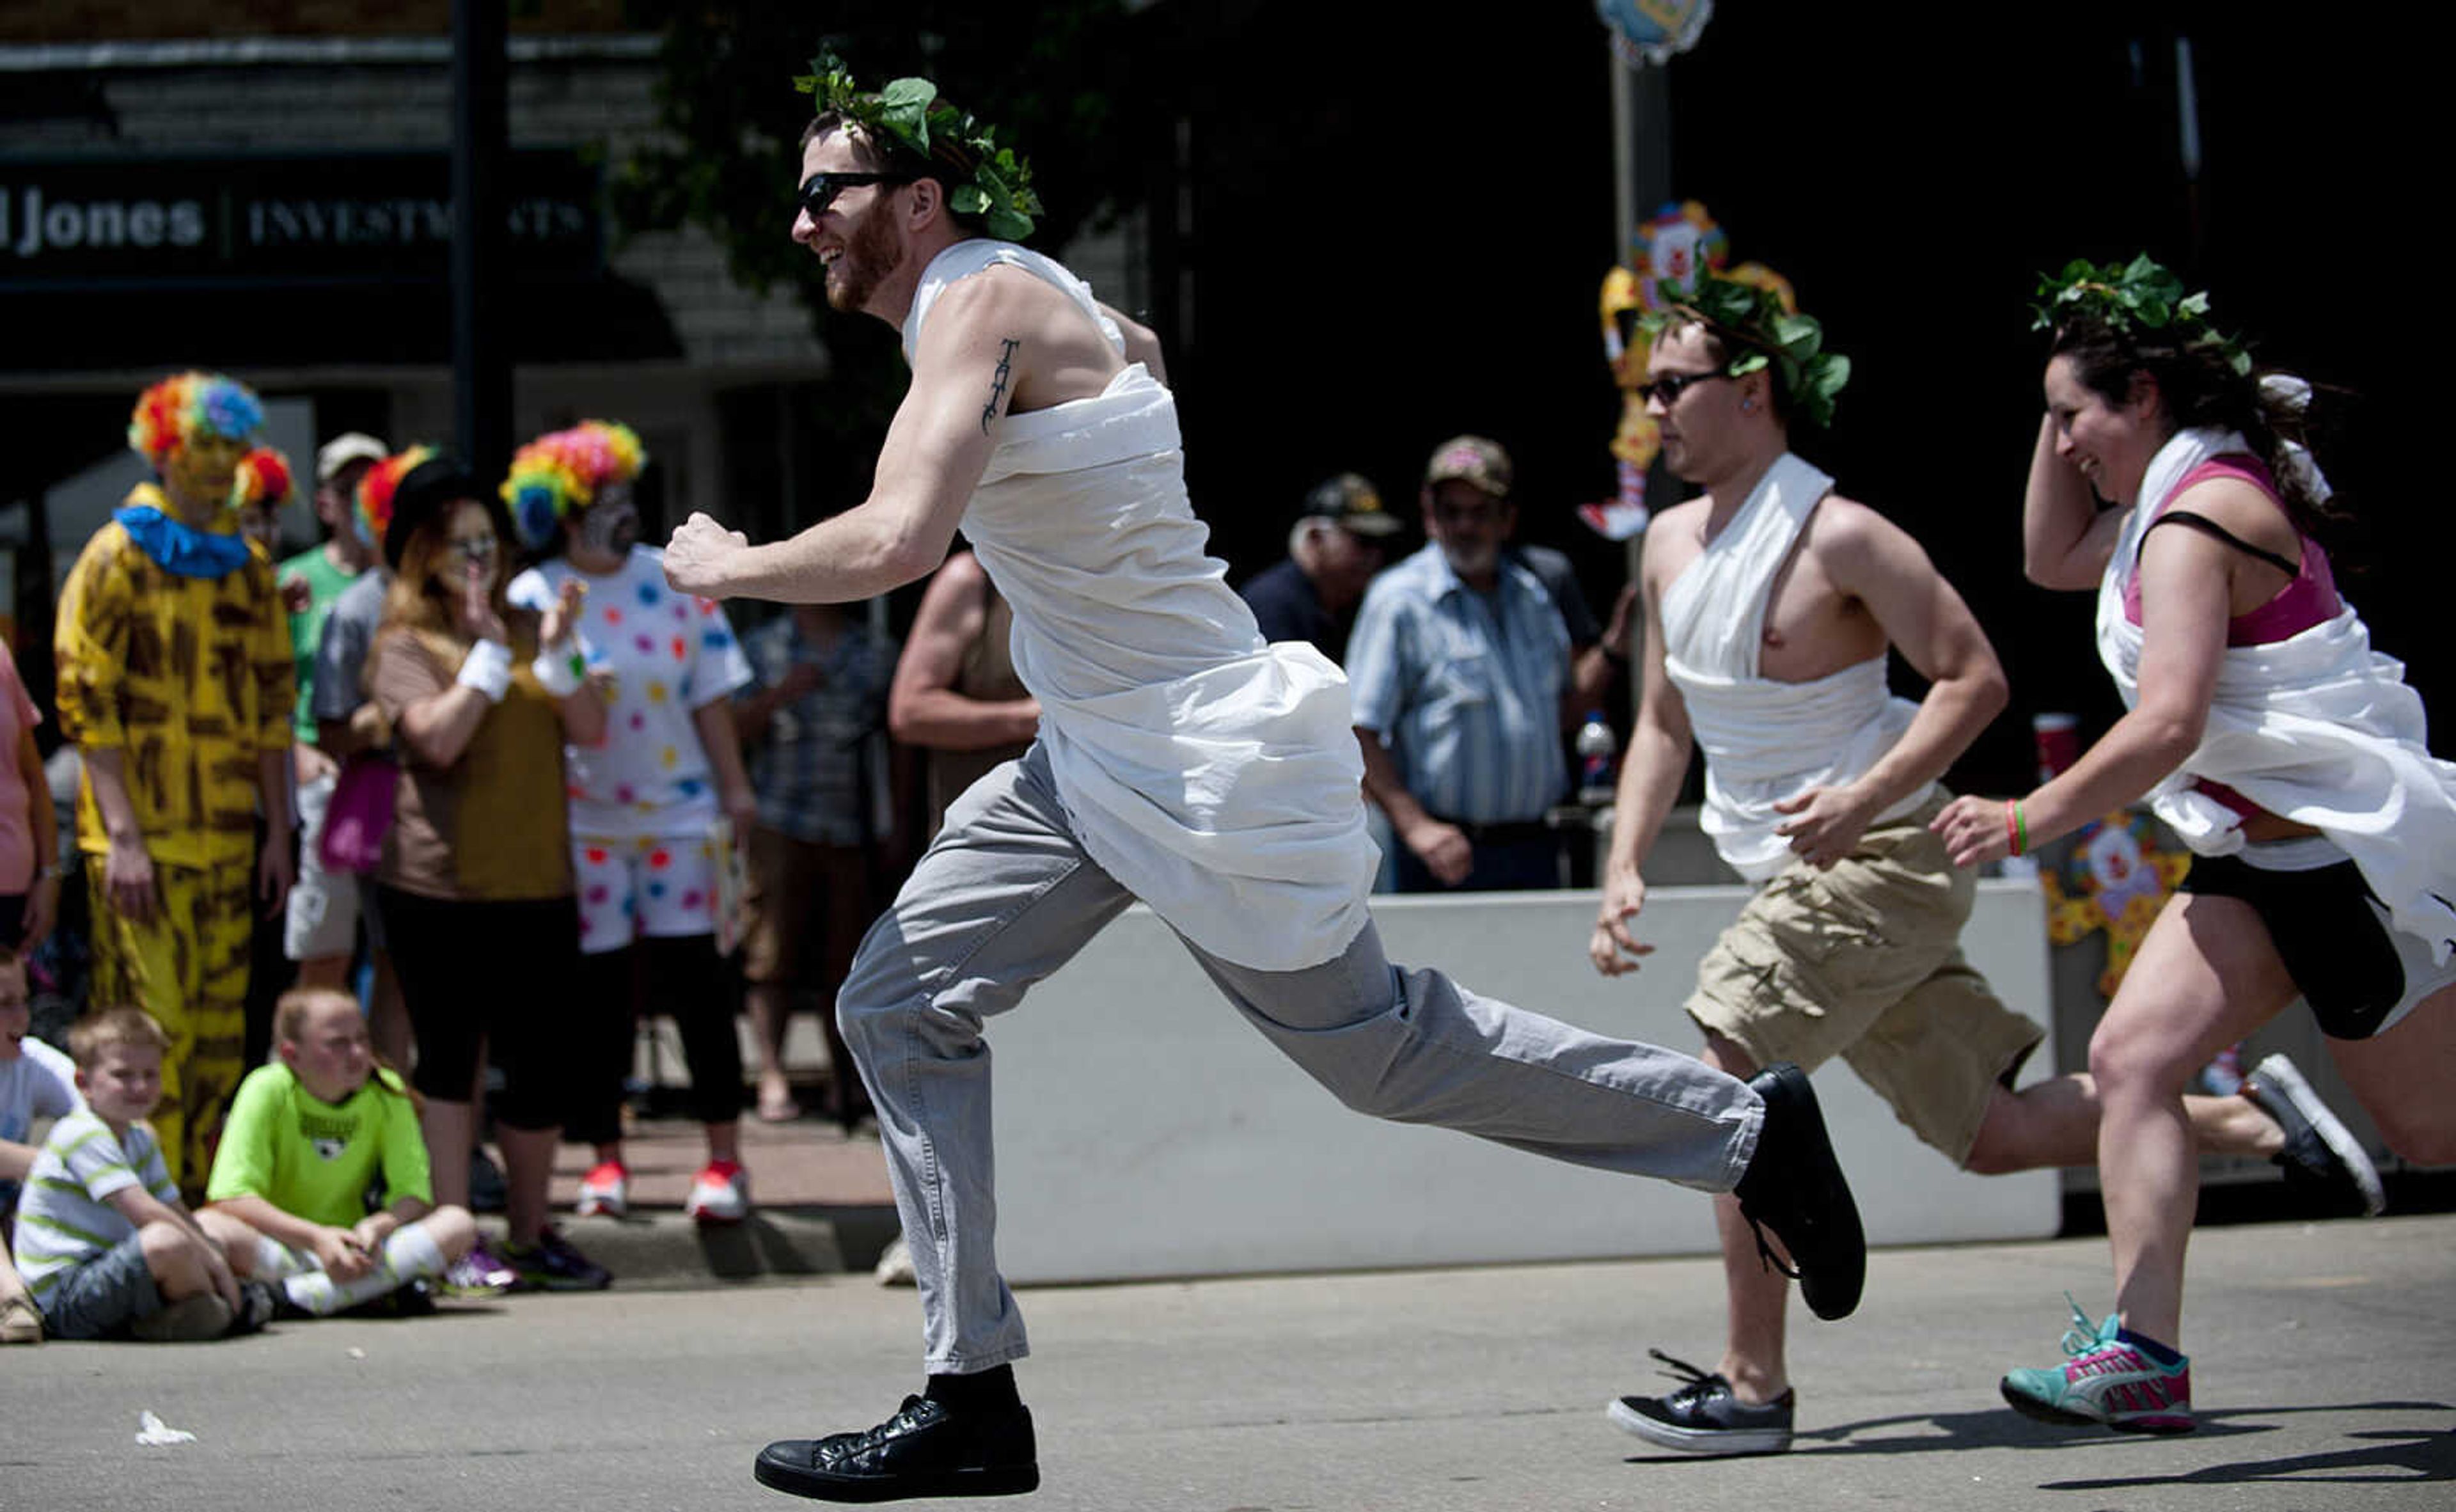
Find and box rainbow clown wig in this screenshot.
[501,420,646,552]
[228,446,295,515]
[127,371,264,468]
[354,445,437,555]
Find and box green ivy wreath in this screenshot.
[792,51,1044,242]
[2032,254,2251,377]
[1640,275,1851,430]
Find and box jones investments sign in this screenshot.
[0,149,602,287]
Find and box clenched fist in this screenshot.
[665,512,750,599]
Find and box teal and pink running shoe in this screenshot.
[2001,1295,2193,1433]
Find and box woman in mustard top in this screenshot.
[361,449,611,1294]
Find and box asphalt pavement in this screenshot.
[6,1213,2452,1512]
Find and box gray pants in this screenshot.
[837,746,1762,1373]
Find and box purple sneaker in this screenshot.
[439,1239,516,1299]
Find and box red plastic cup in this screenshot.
[2033,713,2081,782]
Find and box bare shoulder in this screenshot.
[1102,303,1167,381]
[903,554,990,666]
[1101,301,1157,352]
[917,549,991,618]
[1805,492,1896,542]
[1806,492,1928,572]
[1648,496,1711,533]
[913,265,1061,351]
[1650,498,1709,587]
[2167,473,2295,542]
[934,548,988,591]
[1639,498,1709,572]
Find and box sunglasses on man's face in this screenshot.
[797,170,918,220]
[1635,368,1733,407]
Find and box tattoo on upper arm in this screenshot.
[982,338,1020,434]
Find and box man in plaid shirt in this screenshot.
[731,603,899,1127]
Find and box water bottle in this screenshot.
[1575,711,1618,806]
[2198,1044,2245,1097]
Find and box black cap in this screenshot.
[383,453,487,571]
[1301,473,1403,537]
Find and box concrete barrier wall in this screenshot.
[991,879,2057,1283]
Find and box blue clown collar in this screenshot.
[114,483,252,579]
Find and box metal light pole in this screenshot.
[1607,49,1673,691]
[452,0,511,483]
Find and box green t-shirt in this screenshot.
[205,1062,432,1227]
[278,544,363,742]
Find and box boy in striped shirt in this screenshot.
[10,1007,274,1340]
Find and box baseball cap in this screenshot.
[1302,473,1403,537]
[1422,434,1512,498]
[316,432,390,484]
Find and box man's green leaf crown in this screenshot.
[2033,253,2251,377]
[1639,275,1851,430]
[792,51,1044,242]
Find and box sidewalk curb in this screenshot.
[482,1203,902,1291]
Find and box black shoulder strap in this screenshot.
[2144,510,2301,578]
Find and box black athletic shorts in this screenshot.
[2178,854,2450,1040]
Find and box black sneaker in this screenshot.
[227,1279,285,1335]
[468,1147,509,1215]
[501,1226,612,1293]
[753,1394,1039,1502]
[2242,1053,2386,1216]
[1608,1349,1795,1456]
[127,1293,233,1343]
[1730,1063,1866,1321]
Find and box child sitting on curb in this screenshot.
[10,1005,277,1340]
[205,987,496,1314]
[2,947,81,1343]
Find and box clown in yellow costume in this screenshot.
[51,371,295,1199]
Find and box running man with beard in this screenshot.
[665,58,1866,1504]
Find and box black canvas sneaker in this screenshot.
[1609,1349,1795,1456]
[1729,1062,1866,1321]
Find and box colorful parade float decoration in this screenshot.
[1594,0,1715,68]
[1592,201,1792,540]
[1586,0,1715,540]
[2039,811,2193,998]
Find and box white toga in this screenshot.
[2098,425,2456,963]
[1658,453,1933,882]
[901,239,1378,971]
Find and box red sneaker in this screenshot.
[684,1159,749,1224]
[576,1158,629,1218]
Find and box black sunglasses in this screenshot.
[797,170,919,219]
[1635,368,1733,407]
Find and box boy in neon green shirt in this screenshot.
[205,988,496,1313]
